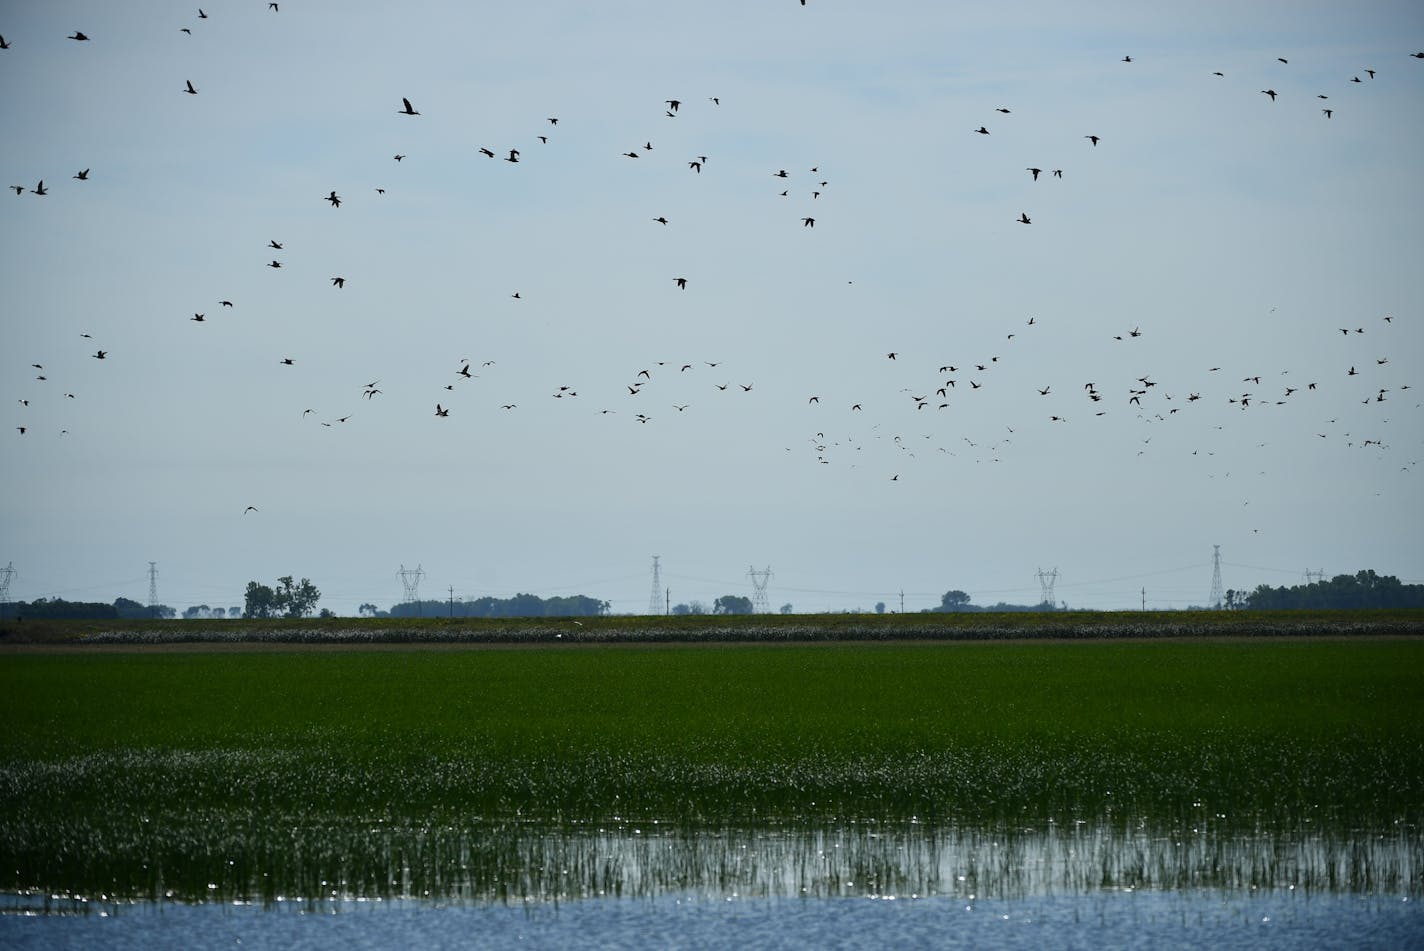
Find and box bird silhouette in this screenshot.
[1027,167,1041,180]
[92,350,107,359]
[244,506,258,515]
[975,126,989,135]
[31,180,47,196]
[674,277,687,289]
[802,217,815,227]
[331,277,345,288]
[1261,89,1277,100]
[280,357,294,365]
[1017,212,1031,224]
[0,35,10,49]
[73,168,90,180]
[399,97,419,116]
[268,260,282,268]
[478,147,494,158]
[653,216,668,225]
[1085,134,1100,145]
[184,80,197,95]
[435,404,448,417]
[269,240,283,249]
[325,190,341,207]
[505,149,520,163]
[191,313,204,322]
[68,32,89,41]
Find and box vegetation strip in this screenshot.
[3,639,1421,901]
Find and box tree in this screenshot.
[244,581,276,619]
[940,590,972,612]
[875,601,886,614]
[779,603,793,614]
[713,595,753,615]
[273,575,321,618]
[358,603,380,618]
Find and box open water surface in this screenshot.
[3,823,1420,948]
[1,889,1419,950]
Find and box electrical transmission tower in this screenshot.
[648,555,663,615]
[1304,569,1324,586]
[1209,545,1224,610]
[0,562,15,612]
[1035,567,1058,607]
[148,562,159,616]
[748,566,773,614]
[398,564,424,615]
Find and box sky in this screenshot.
[3,1,1422,616]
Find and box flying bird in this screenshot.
[1027,167,1041,180]
[184,80,197,95]
[219,300,232,307]
[244,506,258,515]
[31,180,47,196]
[399,97,420,116]
[435,404,449,417]
[325,190,341,207]
[802,217,815,227]
[1085,134,1100,145]
[1261,89,1277,100]
[73,168,90,180]
[68,32,89,41]
[974,126,989,135]
[505,149,520,163]
[674,277,687,289]
[269,240,283,249]
[92,350,107,359]
[331,277,345,288]
[191,313,205,322]
[1017,212,1031,224]
[268,260,282,268]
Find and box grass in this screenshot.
[2,638,1422,901]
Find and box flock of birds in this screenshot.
[5,8,1421,525]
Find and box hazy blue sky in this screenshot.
[4,2,1421,615]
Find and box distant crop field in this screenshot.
[4,606,1422,645]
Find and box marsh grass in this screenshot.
[2,640,1421,903]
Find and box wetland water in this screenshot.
[3,821,1419,949]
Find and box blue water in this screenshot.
[2,890,1418,950]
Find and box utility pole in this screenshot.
[1141,587,1146,612]
[899,589,905,613]
[665,587,670,616]
[448,585,454,617]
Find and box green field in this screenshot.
[3,637,1422,901]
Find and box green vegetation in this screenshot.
[3,637,1421,901]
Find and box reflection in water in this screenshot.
[5,818,1419,909]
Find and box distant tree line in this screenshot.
[1229,570,1424,610]
[0,597,176,620]
[670,595,756,615]
[924,589,1060,613]
[389,593,610,618]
